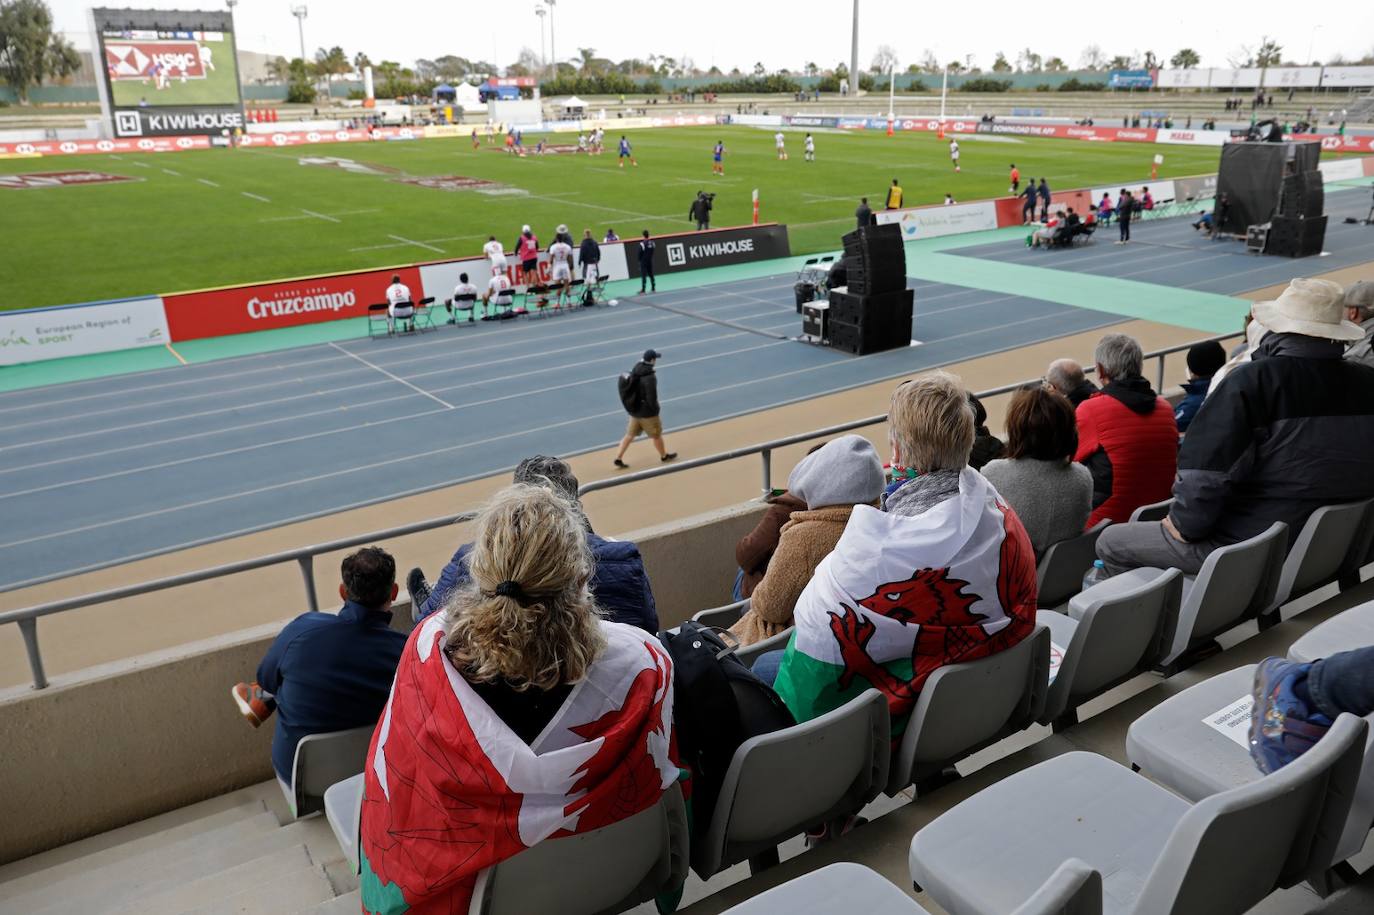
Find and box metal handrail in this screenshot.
[1,330,1241,689]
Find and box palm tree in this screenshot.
[577,47,596,72]
[266,56,291,83]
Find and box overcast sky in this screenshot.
[53,0,1373,73]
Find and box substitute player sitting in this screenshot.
[484,271,515,317]
[447,272,480,323]
[547,236,575,308]
[385,274,414,335]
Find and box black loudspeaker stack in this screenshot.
[824,223,912,355]
[1268,215,1328,258]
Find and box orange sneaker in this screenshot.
[232,682,273,727]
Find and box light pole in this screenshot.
[290,5,307,62]
[544,0,556,81]
[535,7,547,75]
[848,0,859,97]
[1305,25,1322,67]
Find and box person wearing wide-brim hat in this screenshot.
[1097,277,1374,578]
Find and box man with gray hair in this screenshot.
[1045,358,1099,407]
[1342,280,1374,369]
[1073,333,1179,526]
[407,455,658,632]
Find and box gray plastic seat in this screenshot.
[1289,600,1374,663]
[887,625,1050,796]
[1128,498,1174,523]
[280,725,374,818]
[324,773,364,873]
[1037,568,1183,730]
[1105,522,1287,671]
[694,689,889,878]
[1261,499,1374,627]
[1126,665,1374,885]
[719,862,929,914]
[468,782,689,915]
[735,626,793,669]
[1037,520,1111,610]
[694,599,750,629]
[911,720,1367,915]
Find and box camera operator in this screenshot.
[689,190,713,230]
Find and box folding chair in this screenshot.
[366,303,390,339]
[1128,498,1173,523]
[447,292,479,324]
[1289,599,1374,663]
[583,272,609,306]
[1259,498,1374,629]
[692,599,749,629]
[413,296,437,333]
[735,626,793,669]
[912,717,1367,915]
[324,773,364,873]
[1036,520,1110,610]
[278,725,374,818]
[388,301,417,335]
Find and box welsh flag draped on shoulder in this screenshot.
[359,616,678,915]
[774,467,1038,733]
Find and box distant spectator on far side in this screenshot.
[1045,358,1099,407]
[1174,340,1227,433]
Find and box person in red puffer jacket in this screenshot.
[1074,334,1179,527]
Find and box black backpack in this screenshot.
[617,371,642,414]
[658,622,795,834]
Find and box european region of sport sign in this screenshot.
[0,297,170,366]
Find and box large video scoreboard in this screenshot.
[90,7,245,138]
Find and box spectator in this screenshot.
[409,455,658,632]
[1031,210,1063,249]
[689,191,711,230]
[1342,281,1374,369]
[1097,192,1114,226]
[1174,340,1227,433]
[1249,649,1374,774]
[361,485,678,915]
[1141,186,1154,210]
[886,178,904,210]
[1074,334,1179,527]
[730,436,884,647]
[384,274,413,335]
[1098,278,1374,575]
[967,392,1006,469]
[577,228,601,281]
[603,227,620,243]
[1045,358,1099,407]
[637,229,657,294]
[981,385,1093,559]
[762,372,1038,734]
[614,349,676,467]
[733,443,833,600]
[855,197,873,229]
[231,547,406,784]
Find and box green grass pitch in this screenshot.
[0,126,1227,310]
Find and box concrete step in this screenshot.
[183,866,336,915]
[296,890,360,914]
[0,796,270,896]
[106,845,315,915]
[18,815,310,915]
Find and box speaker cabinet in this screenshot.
[1268,215,1327,257]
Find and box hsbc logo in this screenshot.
[307,132,321,142]
[59,142,77,153]
[137,139,155,150]
[97,140,115,151]
[176,137,194,148]
[335,130,350,141]
[272,133,288,146]
[666,243,686,266]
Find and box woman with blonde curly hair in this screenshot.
[360,484,679,915]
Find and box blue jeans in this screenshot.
[731,568,746,602]
[752,649,785,687]
[1307,647,1374,718]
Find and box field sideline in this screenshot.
[0,126,1226,310]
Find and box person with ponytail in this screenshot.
[359,484,679,914]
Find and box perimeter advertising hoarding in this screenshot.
[0,135,210,156]
[0,297,169,365]
[1108,69,1154,89]
[1321,67,1374,89]
[875,201,998,240]
[623,225,791,278]
[91,7,243,138]
[162,267,423,341]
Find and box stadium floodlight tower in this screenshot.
[535,6,548,75]
[544,0,556,81]
[849,0,859,97]
[290,5,308,62]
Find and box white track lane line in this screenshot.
[327,342,453,409]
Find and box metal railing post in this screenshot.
[17,618,47,690]
[297,556,319,613]
[1155,353,1166,393]
[760,449,773,496]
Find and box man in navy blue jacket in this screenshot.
[407,455,659,632]
[232,547,406,783]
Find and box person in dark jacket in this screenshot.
[637,229,656,293]
[614,349,676,467]
[855,197,874,229]
[1115,189,1134,244]
[1021,180,1038,224]
[232,547,406,783]
[1174,340,1227,433]
[689,191,712,230]
[577,228,601,280]
[967,391,1006,469]
[1098,278,1374,575]
[1045,358,1099,407]
[407,456,659,632]
[1074,334,1179,527]
[1037,178,1052,222]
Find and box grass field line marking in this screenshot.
[197,178,221,188]
[260,208,379,223]
[0,391,420,476]
[241,191,271,202]
[387,233,445,254]
[518,192,684,225]
[300,208,342,223]
[128,161,151,168]
[161,168,182,177]
[350,233,485,253]
[327,341,454,408]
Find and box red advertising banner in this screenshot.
[1292,133,1374,155]
[0,135,210,157]
[162,266,423,341]
[236,126,419,148]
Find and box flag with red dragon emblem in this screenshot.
[359,615,679,914]
[774,467,1038,734]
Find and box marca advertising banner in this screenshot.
[0,296,170,366]
[625,224,790,278]
[875,201,998,240]
[162,266,423,341]
[417,244,630,299]
[1156,128,1230,147]
[0,135,210,157]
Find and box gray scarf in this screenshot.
[883,469,961,517]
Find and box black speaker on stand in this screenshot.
[821,223,913,355]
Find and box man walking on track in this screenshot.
[637,230,656,294]
[614,349,676,468]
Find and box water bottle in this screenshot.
[1081,560,1108,593]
